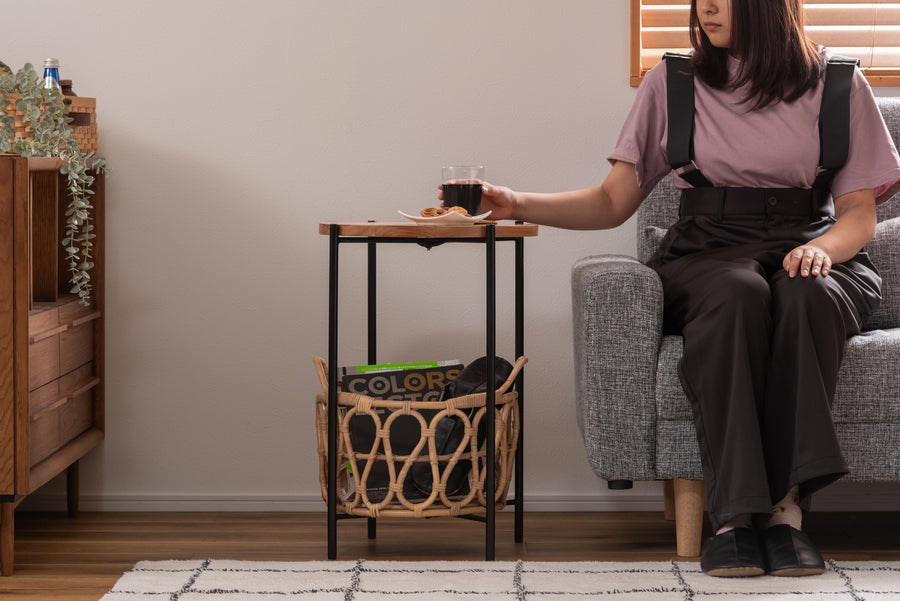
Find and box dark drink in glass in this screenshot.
[442,182,482,215]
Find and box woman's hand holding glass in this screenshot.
[439,181,519,221]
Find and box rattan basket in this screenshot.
[65,96,98,154]
[314,355,524,518]
[2,95,97,154]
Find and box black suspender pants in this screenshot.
[648,189,882,530]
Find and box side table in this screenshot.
[318,221,538,560]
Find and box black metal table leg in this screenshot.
[327,224,340,559]
[514,235,524,543]
[485,224,496,561]
[367,232,377,540]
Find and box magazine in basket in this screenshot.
[339,360,463,401]
[339,360,464,501]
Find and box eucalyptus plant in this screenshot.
[0,62,106,305]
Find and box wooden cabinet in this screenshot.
[0,156,105,576]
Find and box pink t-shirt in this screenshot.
[609,54,900,205]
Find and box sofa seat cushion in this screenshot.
[832,328,900,423]
[656,420,704,480]
[837,424,900,481]
[655,421,900,482]
[655,329,900,423]
[653,330,900,482]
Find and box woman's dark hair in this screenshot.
[690,0,825,108]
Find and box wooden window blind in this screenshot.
[631,0,900,86]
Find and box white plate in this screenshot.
[398,210,493,225]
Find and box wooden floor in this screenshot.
[1,510,898,600]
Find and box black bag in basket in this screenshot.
[411,356,513,496]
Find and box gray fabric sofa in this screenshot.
[572,96,900,557]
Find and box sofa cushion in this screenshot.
[863,217,900,330]
[653,327,900,482]
[640,225,668,264]
[836,424,900,481]
[655,335,691,421]
[657,328,900,422]
[832,328,900,423]
[655,420,704,481]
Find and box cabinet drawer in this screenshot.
[30,410,59,466]
[59,388,93,444]
[29,379,60,415]
[29,302,99,391]
[28,335,60,391]
[28,364,99,467]
[60,320,94,374]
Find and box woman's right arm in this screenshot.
[440,62,666,230]
[460,160,646,231]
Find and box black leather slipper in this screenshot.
[763,524,827,577]
[700,527,766,577]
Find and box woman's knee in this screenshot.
[771,272,845,323]
[662,259,773,329]
[705,266,772,314]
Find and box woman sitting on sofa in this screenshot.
[442,0,900,578]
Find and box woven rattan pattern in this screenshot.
[314,356,524,518]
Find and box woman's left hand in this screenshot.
[783,244,833,278]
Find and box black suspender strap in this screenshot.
[815,55,859,188]
[664,53,694,171]
[665,53,856,191]
[664,52,713,187]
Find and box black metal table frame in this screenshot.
[326,223,526,560]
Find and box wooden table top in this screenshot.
[319,221,539,238]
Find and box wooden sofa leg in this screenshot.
[673,478,705,558]
[663,480,675,521]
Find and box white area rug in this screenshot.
[101,559,900,600]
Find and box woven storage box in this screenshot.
[314,355,524,518]
[65,96,98,154]
[2,95,98,154]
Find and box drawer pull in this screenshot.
[71,312,102,328]
[68,377,101,398]
[30,324,68,343]
[31,396,68,421]
[29,377,100,421]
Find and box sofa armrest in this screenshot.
[572,255,664,481]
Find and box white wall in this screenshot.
[6,0,899,513]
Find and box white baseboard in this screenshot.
[17,487,900,513]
